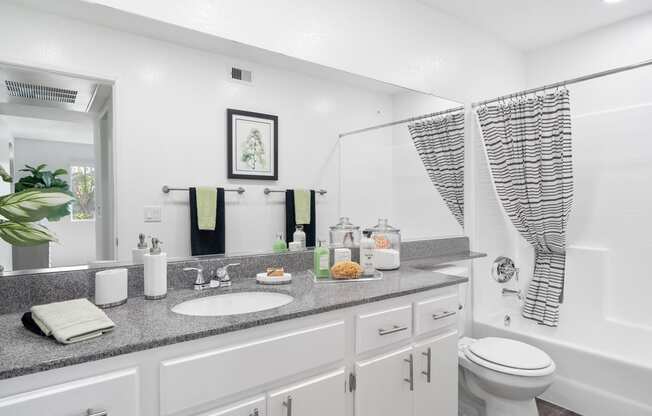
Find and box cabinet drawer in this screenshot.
[356,305,412,353]
[414,294,458,335]
[0,368,139,416]
[160,321,345,416]
[196,395,266,416]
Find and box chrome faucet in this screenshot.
[184,267,209,291]
[216,263,240,287]
[502,288,523,301]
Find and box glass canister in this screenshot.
[329,217,361,248]
[364,218,401,270]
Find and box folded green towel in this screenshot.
[294,189,311,225]
[196,186,217,231]
[31,298,115,344]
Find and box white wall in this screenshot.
[52,0,526,103]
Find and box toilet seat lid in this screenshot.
[466,337,552,371]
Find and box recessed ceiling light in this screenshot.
[603,0,623,4]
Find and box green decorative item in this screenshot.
[14,164,71,221]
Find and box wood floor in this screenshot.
[536,399,582,416]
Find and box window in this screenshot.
[70,165,95,221]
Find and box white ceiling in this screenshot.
[0,115,94,145]
[420,0,652,51]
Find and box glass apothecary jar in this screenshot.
[364,218,401,270]
[329,217,361,248]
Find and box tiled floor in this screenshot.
[536,399,582,416]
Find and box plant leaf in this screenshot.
[0,166,12,183]
[0,221,56,246]
[52,168,67,177]
[0,189,75,223]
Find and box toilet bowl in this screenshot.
[458,337,556,416]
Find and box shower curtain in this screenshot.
[408,112,465,227]
[476,90,573,327]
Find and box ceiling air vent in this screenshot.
[231,67,252,83]
[4,80,77,104]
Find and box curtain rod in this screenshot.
[473,57,652,108]
[338,105,465,138]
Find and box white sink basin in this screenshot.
[171,291,294,317]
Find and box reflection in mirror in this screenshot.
[0,64,114,273]
[340,90,464,241]
[0,42,462,277]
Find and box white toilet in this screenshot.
[458,336,556,416]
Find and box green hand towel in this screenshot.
[197,186,217,231]
[294,189,311,225]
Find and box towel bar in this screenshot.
[162,186,245,194]
[264,188,327,195]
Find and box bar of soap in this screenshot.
[266,267,285,277]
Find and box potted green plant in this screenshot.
[14,164,71,221]
[0,166,74,246]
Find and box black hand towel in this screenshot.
[22,312,47,337]
[189,187,226,256]
[285,189,316,248]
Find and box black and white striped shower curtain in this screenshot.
[476,90,573,327]
[408,112,465,227]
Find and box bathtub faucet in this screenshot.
[502,288,523,301]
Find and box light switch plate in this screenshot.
[144,205,162,222]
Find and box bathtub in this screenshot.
[473,311,652,416]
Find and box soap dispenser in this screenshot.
[143,237,167,300]
[293,225,307,249]
[272,232,288,253]
[313,240,330,279]
[132,233,149,264]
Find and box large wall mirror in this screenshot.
[0,43,463,276]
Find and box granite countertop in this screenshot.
[0,257,477,381]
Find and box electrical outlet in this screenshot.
[144,205,162,222]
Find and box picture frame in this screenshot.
[227,109,278,180]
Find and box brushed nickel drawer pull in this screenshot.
[421,347,432,383]
[283,395,293,416]
[404,353,414,391]
[86,410,107,416]
[378,325,408,336]
[433,311,455,320]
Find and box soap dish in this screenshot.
[256,272,292,285]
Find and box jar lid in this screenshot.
[364,218,400,233]
[329,216,360,231]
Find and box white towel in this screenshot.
[31,298,115,344]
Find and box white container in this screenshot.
[293,225,307,249]
[359,234,376,276]
[132,233,149,264]
[94,268,128,308]
[143,237,167,300]
[334,248,351,263]
[288,241,302,252]
[374,248,400,270]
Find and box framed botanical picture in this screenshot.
[227,109,278,180]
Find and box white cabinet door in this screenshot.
[268,368,346,416]
[355,346,413,416]
[195,395,266,416]
[413,330,458,416]
[0,368,139,416]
